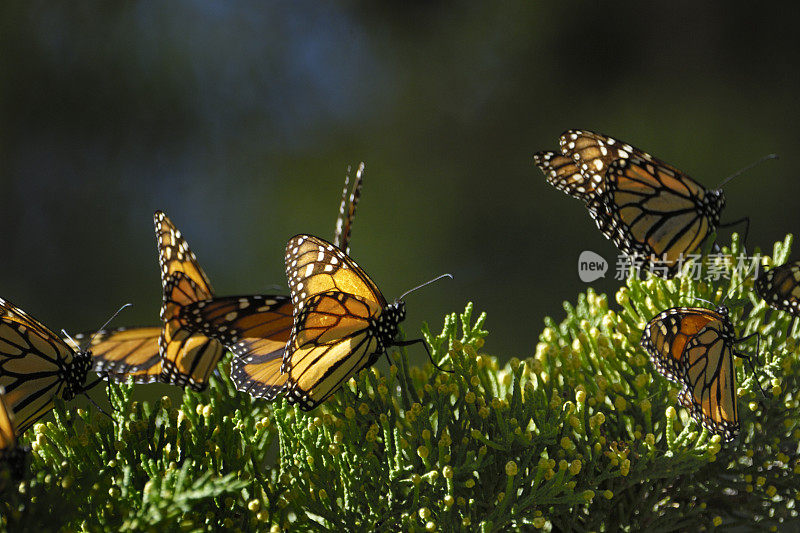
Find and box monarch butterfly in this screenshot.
[755,260,800,316]
[0,297,97,434]
[85,166,364,392]
[276,234,449,410]
[223,167,365,400]
[0,386,27,481]
[641,304,762,441]
[535,130,729,277]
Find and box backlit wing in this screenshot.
[74,326,161,376]
[159,272,224,391]
[285,234,385,310]
[333,163,364,255]
[641,307,721,382]
[179,295,293,397]
[0,388,16,452]
[679,321,739,441]
[599,156,723,274]
[0,298,82,434]
[283,292,382,411]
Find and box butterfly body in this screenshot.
[641,304,758,441]
[61,354,93,401]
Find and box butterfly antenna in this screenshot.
[398,274,453,301]
[85,303,133,351]
[693,297,717,308]
[61,329,80,351]
[694,277,747,308]
[723,278,749,304]
[716,153,778,189]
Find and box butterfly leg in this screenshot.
[733,333,767,398]
[735,331,759,345]
[104,374,120,414]
[394,338,453,373]
[718,216,750,251]
[82,391,112,420]
[79,375,114,420]
[82,375,106,392]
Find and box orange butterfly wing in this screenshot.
[536,130,725,278]
[285,234,385,310]
[284,292,384,410]
[0,387,16,452]
[153,212,225,391]
[601,156,723,274]
[534,129,648,204]
[642,306,740,441]
[78,326,162,378]
[178,295,294,398]
[281,235,403,410]
[0,386,27,482]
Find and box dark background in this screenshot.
[1,2,798,366]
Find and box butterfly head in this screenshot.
[693,296,731,318]
[390,299,406,320]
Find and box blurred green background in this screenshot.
[1,2,798,367]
